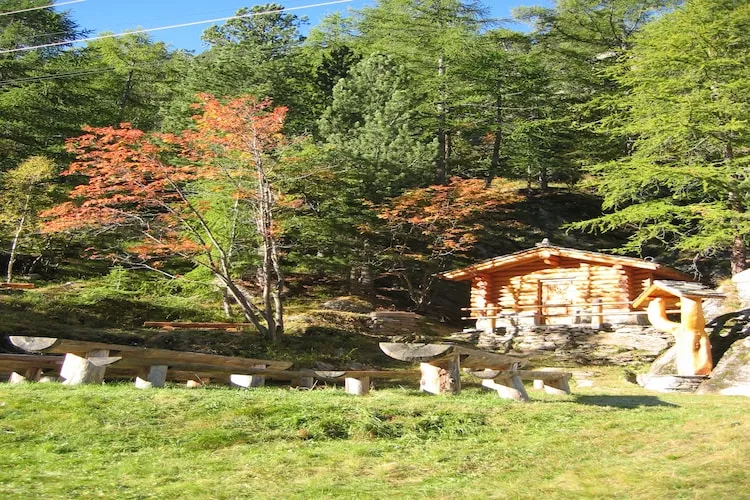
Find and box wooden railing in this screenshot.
[461,299,670,328]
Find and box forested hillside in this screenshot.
[1,0,749,337]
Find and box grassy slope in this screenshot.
[1,372,749,499]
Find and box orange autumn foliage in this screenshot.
[42,95,287,259]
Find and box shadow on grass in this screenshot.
[574,395,680,409]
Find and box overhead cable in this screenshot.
[0,0,352,55]
[0,0,85,17]
[0,66,116,86]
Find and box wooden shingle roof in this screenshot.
[632,280,725,309]
[441,245,691,281]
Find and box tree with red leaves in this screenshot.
[43,94,288,341]
[378,178,521,311]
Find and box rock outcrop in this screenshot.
[449,324,671,365]
[696,337,750,396]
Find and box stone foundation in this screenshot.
[450,324,672,366]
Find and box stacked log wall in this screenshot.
[469,258,650,325]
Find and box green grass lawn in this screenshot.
[1,372,749,499]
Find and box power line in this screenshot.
[0,0,353,55]
[0,0,85,18]
[0,66,116,86]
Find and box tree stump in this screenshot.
[345,376,370,396]
[8,367,42,384]
[59,350,120,385]
[419,355,460,395]
[230,364,267,388]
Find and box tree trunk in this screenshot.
[727,142,746,275]
[6,194,30,283]
[436,54,448,184]
[254,156,283,342]
[539,165,549,191]
[117,69,134,124]
[731,235,746,275]
[486,90,503,189]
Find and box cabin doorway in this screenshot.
[539,279,580,326]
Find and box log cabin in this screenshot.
[440,242,691,332]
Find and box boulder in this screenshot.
[732,270,750,305]
[696,337,750,396]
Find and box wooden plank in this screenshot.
[380,342,525,368]
[0,353,64,369]
[379,342,453,362]
[143,321,254,330]
[467,370,571,382]
[0,283,35,289]
[9,336,293,371]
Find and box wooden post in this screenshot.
[345,376,370,396]
[544,376,571,395]
[535,282,544,326]
[419,354,460,395]
[135,365,168,389]
[293,376,315,389]
[230,364,267,388]
[591,298,603,330]
[60,349,118,385]
[9,367,42,384]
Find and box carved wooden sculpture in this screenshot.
[633,281,725,377]
[647,297,712,376]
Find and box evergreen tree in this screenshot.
[162,4,314,134]
[570,0,750,274]
[357,0,488,183]
[0,0,86,169]
[81,33,186,130]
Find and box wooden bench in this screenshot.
[143,321,254,331]
[380,342,526,395]
[9,336,293,388]
[0,353,63,383]
[466,369,572,402]
[380,342,572,401]
[6,336,420,394]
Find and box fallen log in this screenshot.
[143,321,255,330]
[0,283,35,289]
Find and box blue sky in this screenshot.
[59,0,551,53]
